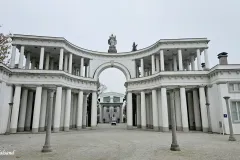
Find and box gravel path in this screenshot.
[0,124,240,160]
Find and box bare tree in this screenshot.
[0,26,12,64]
[98,83,107,95]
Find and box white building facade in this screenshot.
[0,34,240,134]
[98,92,125,123]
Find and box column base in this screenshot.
[141,126,147,130]
[127,125,133,130]
[53,128,59,133]
[32,128,39,133]
[77,126,82,130]
[189,126,195,130]
[39,127,45,132]
[202,127,209,133]
[228,136,237,141]
[10,128,17,133]
[162,127,169,132]
[176,126,183,131]
[170,144,181,151]
[183,127,189,132]
[82,125,86,129]
[137,125,141,128]
[24,127,31,131]
[42,145,52,153]
[60,127,64,131]
[153,126,159,131]
[17,127,24,132]
[196,126,202,131]
[91,126,97,130]
[64,127,69,131]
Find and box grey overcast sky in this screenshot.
[1,0,240,94]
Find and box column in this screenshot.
[204,49,209,69]
[70,93,74,128]
[152,89,158,131]
[145,94,149,128]
[151,54,155,74]
[156,56,160,72]
[180,87,189,132]
[140,91,146,129]
[160,50,164,71]
[10,46,16,68]
[25,91,34,131]
[77,90,83,129]
[161,87,169,132]
[199,86,209,132]
[99,105,102,123]
[25,52,31,69]
[60,90,66,131]
[10,85,22,133]
[169,60,173,71]
[196,49,201,70]
[18,46,24,69]
[193,89,202,130]
[53,86,62,132]
[136,94,141,128]
[64,88,71,131]
[82,94,87,128]
[39,47,45,69]
[91,91,97,129]
[178,49,183,71]
[191,55,195,71]
[140,58,144,77]
[187,92,195,130]
[127,92,133,129]
[80,57,84,76]
[173,54,177,71]
[68,53,72,74]
[31,58,36,69]
[17,89,28,132]
[59,48,64,70]
[64,54,68,72]
[175,90,182,131]
[32,86,42,133]
[50,58,54,70]
[39,89,48,132]
[186,59,190,71]
[44,53,50,70]
[84,65,88,77]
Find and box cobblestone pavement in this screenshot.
[0,123,240,160]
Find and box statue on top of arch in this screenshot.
[108,34,117,53]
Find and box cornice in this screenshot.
[12,34,209,60]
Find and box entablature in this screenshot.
[12,34,209,60]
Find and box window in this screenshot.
[103,96,110,103]
[228,83,240,92]
[231,101,240,123]
[113,96,120,103]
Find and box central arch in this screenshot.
[93,62,131,81]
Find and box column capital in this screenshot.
[198,84,206,88]
[206,84,213,88]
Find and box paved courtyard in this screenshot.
[0,124,240,160]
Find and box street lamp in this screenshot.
[5,102,13,135]
[223,96,236,141]
[42,90,54,152]
[170,90,180,151]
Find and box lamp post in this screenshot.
[223,96,236,141]
[170,90,180,151]
[42,90,54,152]
[5,102,13,135]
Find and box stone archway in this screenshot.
[93,61,131,81]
